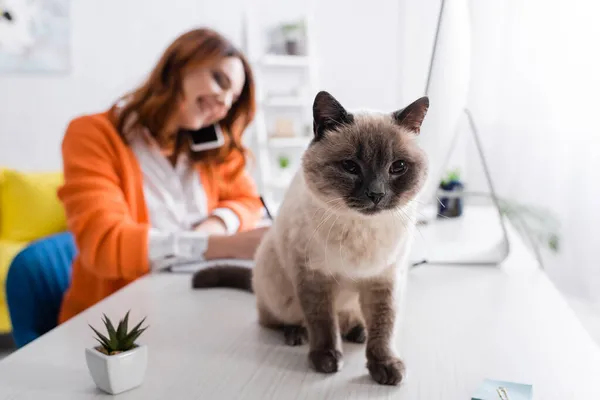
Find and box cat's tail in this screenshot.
[191,266,253,293]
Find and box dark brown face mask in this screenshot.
[302,91,430,216]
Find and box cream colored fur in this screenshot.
[252,167,416,330]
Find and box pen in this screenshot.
[260,196,273,220]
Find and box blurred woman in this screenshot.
[57,28,267,323]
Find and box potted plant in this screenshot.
[438,168,464,218]
[496,198,561,264]
[436,172,561,267]
[280,21,305,55]
[276,154,294,186]
[278,154,290,170]
[86,311,148,395]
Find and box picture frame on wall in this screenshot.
[0,0,70,73]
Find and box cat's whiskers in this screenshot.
[305,203,343,271]
[406,198,427,205]
[306,204,341,252]
[393,209,409,231]
[311,197,344,220]
[327,268,341,286]
[399,206,418,225]
[436,196,445,208]
[395,205,419,229]
[406,201,426,221]
[335,220,357,283]
[324,213,342,285]
[392,205,398,231]
[394,208,429,255]
[395,206,428,247]
[406,199,451,220]
[405,199,427,210]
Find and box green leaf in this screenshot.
[93,312,148,352]
[122,328,144,350]
[103,314,118,350]
[548,234,559,252]
[116,311,130,342]
[122,311,130,334]
[103,314,117,338]
[128,317,147,336]
[89,324,111,347]
[94,337,111,352]
[122,317,147,350]
[278,155,290,169]
[122,327,147,350]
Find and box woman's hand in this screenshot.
[204,226,270,260]
[194,215,228,235]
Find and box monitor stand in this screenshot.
[409,109,511,267]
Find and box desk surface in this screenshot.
[1,216,599,399]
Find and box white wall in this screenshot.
[0,0,401,171]
[397,0,600,307]
[457,0,600,305]
[0,0,244,170]
[313,0,401,112]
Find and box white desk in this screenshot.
[1,210,599,399]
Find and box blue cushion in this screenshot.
[5,232,76,348]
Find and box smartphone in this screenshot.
[187,124,225,152]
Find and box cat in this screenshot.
[192,90,429,386]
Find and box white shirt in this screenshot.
[129,129,240,270]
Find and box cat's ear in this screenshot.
[312,91,353,140]
[392,96,429,134]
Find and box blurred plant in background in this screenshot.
[498,198,561,255]
[278,154,290,169]
[438,168,561,268]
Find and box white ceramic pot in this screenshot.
[85,345,148,395]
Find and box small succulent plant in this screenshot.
[89,311,148,355]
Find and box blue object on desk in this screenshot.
[438,178,464,218]
[472,378,533,400]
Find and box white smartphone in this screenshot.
[187,124,225,152]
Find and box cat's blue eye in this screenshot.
[389,160,408,175]
[341,160,360,174]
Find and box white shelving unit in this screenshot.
[267,136,312,148]
[241,3,318,212]
[259,54,312,67]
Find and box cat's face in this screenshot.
[302,91,429,216]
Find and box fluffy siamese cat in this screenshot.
[192,91,429,386]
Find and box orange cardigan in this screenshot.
[57,111,262,324]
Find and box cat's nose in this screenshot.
[366,190,385,205]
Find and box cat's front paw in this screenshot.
[367,357,405,385]
[309,348,343,373]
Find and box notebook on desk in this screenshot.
[156,257,254,273]
[471,379,533,400]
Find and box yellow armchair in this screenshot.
[0,168,67,334]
